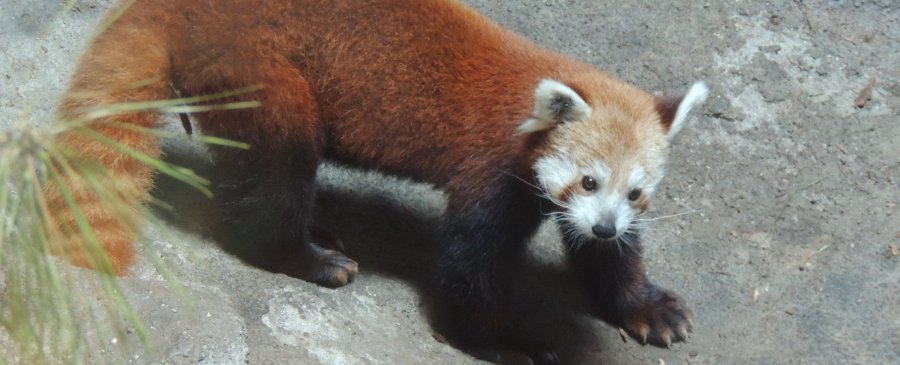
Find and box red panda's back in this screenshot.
[162,0,565,179]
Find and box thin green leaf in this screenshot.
[157,101,261,114]
[107,122,251,150]
[75,128,213,197]
[82,87,262,120]
[89,0,137,43]
[40,151,115,274]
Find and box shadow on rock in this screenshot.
[151,144,609,363]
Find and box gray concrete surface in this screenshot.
[2,0,898,364]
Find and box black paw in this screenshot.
[467,346,560,365]
[303,245,358,288]
[619,285,692,348]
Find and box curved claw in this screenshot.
[677,326,689,341]
[618,286,693,348]
[535,350,562,365]
[466,343,560,365]
[468,347,533,365]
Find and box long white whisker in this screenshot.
[633,211,696,222]
[539,189,570,208]
[497,169,575,218]
[614,239,625,255]
[499,169,542,191]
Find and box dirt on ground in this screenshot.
[1,0,898,364]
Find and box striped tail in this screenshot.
[42,13,172,275]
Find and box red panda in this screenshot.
[45,0,708,363]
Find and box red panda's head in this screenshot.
[519,78,708,245]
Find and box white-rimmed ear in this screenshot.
[516,79,592,134]
[656,81,708,140]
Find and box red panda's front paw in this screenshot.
[619,286,693,348]
[467,344,560,365]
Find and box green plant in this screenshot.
[0,84,254,365]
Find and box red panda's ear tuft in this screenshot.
[656,81,708,140]
[516,79,592,135]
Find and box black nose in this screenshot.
[592,224,617,239]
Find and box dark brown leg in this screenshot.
[564,233,693,347]
[194,63,357,288]
[438,181,559,364]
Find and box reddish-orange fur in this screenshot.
[48,0,656,274]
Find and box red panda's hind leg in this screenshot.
[197,64,357,288]
[208,148,358,288]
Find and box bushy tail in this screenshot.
[42,14,172,274]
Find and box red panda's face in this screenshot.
[532,116,667,244]
[521,79,708,245]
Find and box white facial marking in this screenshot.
[534,154,578,198]
[568,194,599,235]
[538,159,655,241]
[613,195,634,236]
[587,160,611,186]
[628,168,647,189]
[566,184,633,240]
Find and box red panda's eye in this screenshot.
[628,188,642,201]
[582,176,597,191]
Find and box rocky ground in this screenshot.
[1,0,898,364]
